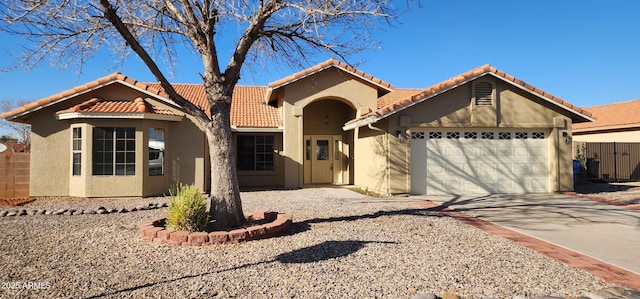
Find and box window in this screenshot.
[475,82,493,106]
[411,132,425,140]
[446,132,460,139]
[532,132,545,139]
[316,140,329,160]
[428,132,442,139]
[515,132,528,139]
[149,128,165,176]
[481,132,494,139]
[498,132,511,140]
[93,127,136,176]
[237,135,274,171]
[72,127,82,176]
[464,132,477,139]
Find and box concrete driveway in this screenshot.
[415,193,640,274]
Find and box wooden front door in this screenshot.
[305,135,343,184]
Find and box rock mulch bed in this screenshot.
[140,210,293,246]
[0,189,636,298]
[0,202,167,217]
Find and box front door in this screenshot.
[305,135,343,184]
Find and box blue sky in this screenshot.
[1,0,639,109]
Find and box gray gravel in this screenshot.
[0,188,614,298]
[576,182,640,204]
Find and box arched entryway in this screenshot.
[303,99,355,184]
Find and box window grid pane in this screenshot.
[149,128,165,176]
[237,135,274,171]
[72,128,82,176]
[93,127,135,176]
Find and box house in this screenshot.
[1,59,593,197]
[573,99,640,142]
[572,100,640,181]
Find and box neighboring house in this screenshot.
[572,100,640,182]
[573,99,640,142]
[1,59,593,197]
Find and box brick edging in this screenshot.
[0,198,35,207]
[414,201,640,290]
[564,192,640,210]
[140,210,293,246]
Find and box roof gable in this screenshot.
[573,99,640,132]
[1,72,169,121]
[344,64,594,130]
[265,58,394,103]
[2,73,282,129]
[55,97,183,121]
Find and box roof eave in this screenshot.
[346,71,594,130]
[231,126,283,133]
[486,73,595,123]
[56,112,183,122]
[3,80,121,121]
[342,116,378,131]
[267,63,394,103]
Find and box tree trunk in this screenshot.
[204,100,244,230]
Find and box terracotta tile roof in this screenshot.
[268,58,394,92]
[230,86,281,128]
[346,64,593,128]
[56,97,182,116]
[0,72,168,120]
[148,84,282,128]
[377,88,423,109]
[573,99,640,131]
[2,72,281,128]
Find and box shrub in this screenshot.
[166,184,208,232]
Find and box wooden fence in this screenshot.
[0,151,30,198]
[575,142,640,182]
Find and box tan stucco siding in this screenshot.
[497,82,565,127]
[378,79,576,193]
[573,130,640,142]
[29,110,71,197]
[282,68,379,113]
[280,68,378,188]
[385,115,411,194]
[402,83,472,127]
[165,116,206,193]
[353,121,390,195]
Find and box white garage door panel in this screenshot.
[411,131,549,195]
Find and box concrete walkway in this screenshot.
[413,194,640,275]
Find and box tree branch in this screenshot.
[98,0,209,122]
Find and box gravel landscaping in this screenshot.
[0,188,617,298]
[576,182,640,204]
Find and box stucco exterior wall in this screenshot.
[30,110,71,197]
[29,83,150,197]
[353,123,389,194]
[365,78,576,194]
[573,130,640,142]
[28,83,211,197]
[279,68,379,188]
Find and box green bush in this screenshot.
[166,184,208,232]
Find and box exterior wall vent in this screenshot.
[475,82,493,106]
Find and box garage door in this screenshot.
[410,131,549,195]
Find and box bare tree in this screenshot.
[0,100,31,151]
[0,0,400,229]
